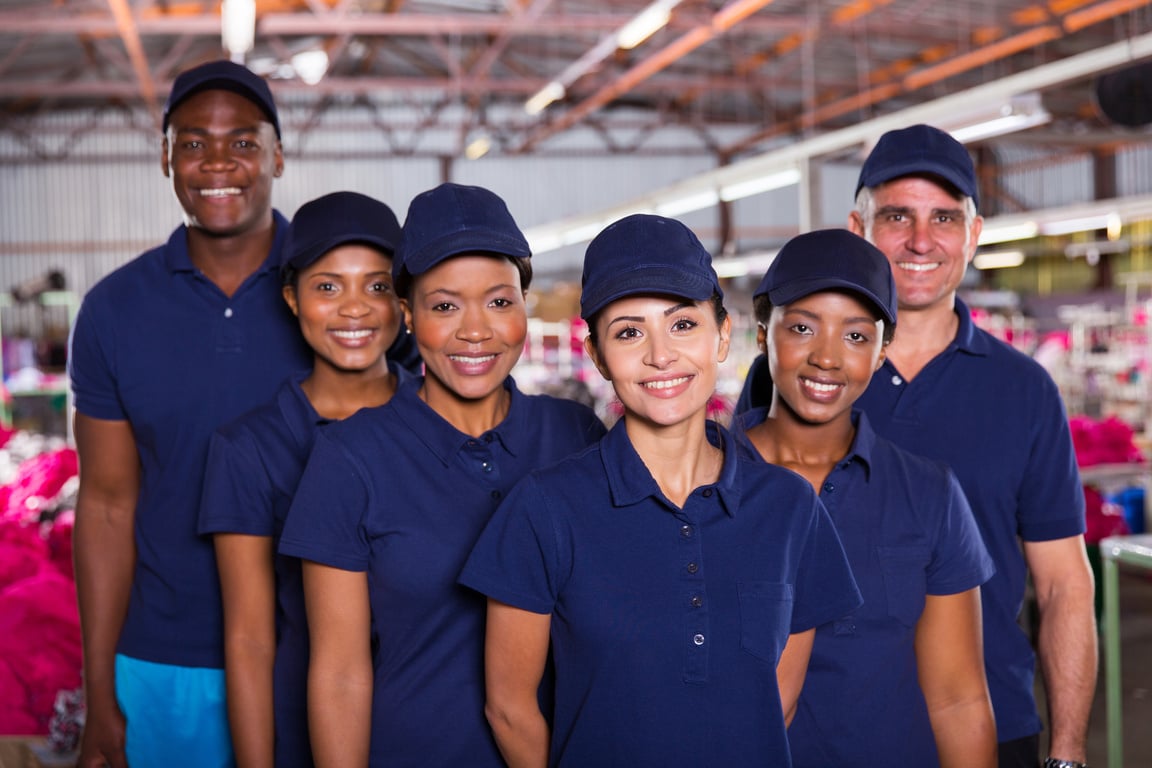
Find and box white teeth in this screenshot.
[897,262,939,272]
[333,329,372,339]
[200,187,242,198]
[804,380,840,393]
[644,376,689,390]
[449,354,496,364]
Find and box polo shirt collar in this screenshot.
[735,407,876,481]
[601,419,740,516]
[842,410,877,480]
[282,360,413,449]
[392,375,525,466]
[950,296,993,356]
[164,209,289,276]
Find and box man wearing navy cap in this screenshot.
[69,60,311,767]
[849,124,1095,768]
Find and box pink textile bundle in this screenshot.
[0,443,81,737]
[1069,415,1146,467]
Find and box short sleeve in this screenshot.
[790,496,862,633]
[1017,376,1086,542]
[68,293,125,420]
[278,430,372,572]
[198,427,275,537]
[926,469,996,595]
[459,475,565,616]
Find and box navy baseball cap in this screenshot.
[395,183,531,282]
[163,59,281,138]
[755,229,897,326]
[580,214,722,321]
[282,191,401,280]
[856,124,978,211]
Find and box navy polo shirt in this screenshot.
[460,420,861,767]
[856,297,1085,742]
[198,363,407,768]
[279,376,605,767]
[69,215,311,669]
[735,409,994,766]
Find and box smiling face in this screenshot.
[162,89,283,237]
[762,290,887,428]
[283,244,400,376]
[402,255,528,409]
[850,176,982,315]
[587,295,730,431]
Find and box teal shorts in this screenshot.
[114,654,235,768]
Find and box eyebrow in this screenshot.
[783,306,877,325]
[876,204,964,217]
[606,301,696,327]
[425,283,519,297]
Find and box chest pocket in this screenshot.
[737,581,793,664]
[878,546,930,627]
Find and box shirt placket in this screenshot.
[679,487,714,684]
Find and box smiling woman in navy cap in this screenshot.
[197,191,407,768]
[734,229,996,768]
[279,183,605,766]
[461,214,861,767]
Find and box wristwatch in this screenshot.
[1043,758,1088,768]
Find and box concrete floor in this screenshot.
[1039,565,1152,767]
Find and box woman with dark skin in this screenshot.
[200,191,405,768]
[279,183,605,767]
[736,228,996,768]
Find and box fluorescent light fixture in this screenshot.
[973,250,1025,270]
[561,221,608,246]
[713,250,780,279]
[526,231,565,254]
[948,110,1051,143]
[719,168,802,202]
[291,49,329,85]
[1040,213,1116,236]
[464,134,492,160]
[656,189,720,217]
[525,81,565,115]
[945,92,1052,144]
[221,0,256,59]
[978,221,1038,245]
[617,1,680,50]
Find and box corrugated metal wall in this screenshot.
[4,108,1152,305]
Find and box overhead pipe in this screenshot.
[515,0,779,153]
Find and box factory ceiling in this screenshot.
[1,0,1150,167]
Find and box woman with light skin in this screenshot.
[199,191,406,768]
[461,214,861,767]
[734,228,996,768]
[278,183,605,767]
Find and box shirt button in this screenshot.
[891,374,902,386]
[702,488,713,498]
[468,440,479,447]
[484,434,494,443]
[686,562,698,574]
[680,525,692,538]
[693,634,705,646]
[481,461,493,473]
[224,307,233,318]
[690,595,703,607]
[490,490,501,500]
[822,482,834,493]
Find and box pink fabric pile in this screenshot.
[0,435,81,735]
